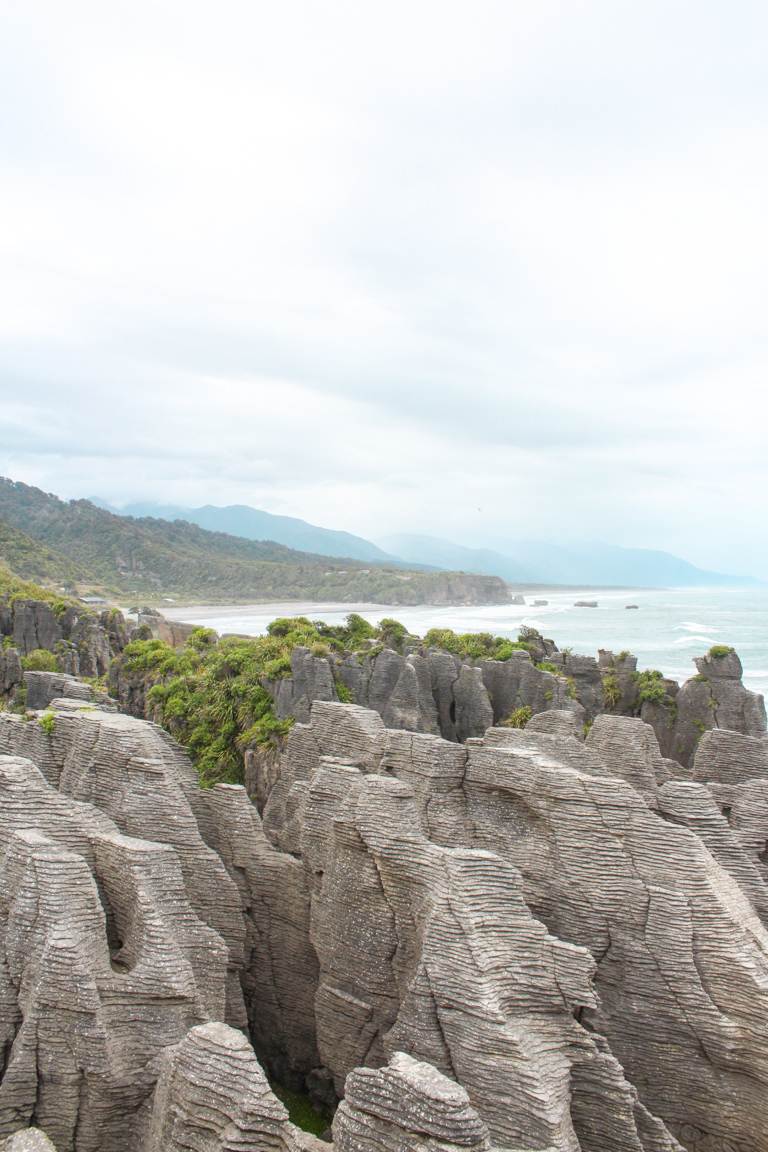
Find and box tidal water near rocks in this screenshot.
[165,584,768,698]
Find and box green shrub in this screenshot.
[262,655,293,680]
[335,680,353,703]
[500,705,532,729]
[423,628,531,662]
[21,648,59,672]
[267,616,314,638]
[188,627,218,651]
[378,617,408,652]
[536,661,559,675]
[708,644,734,659]
[602,672,621,709]
[635,668,667,706]
[344,612,376,645]
[493,640,531,660]
[38,711,56,735]
[518,625,541,642]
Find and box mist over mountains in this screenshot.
[97,499,753,588]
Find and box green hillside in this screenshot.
[0,520,86,588]
[0,479,510,606]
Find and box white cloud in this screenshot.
[0,0,766,575]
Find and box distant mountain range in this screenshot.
[95,498,754,588]
[94,499,404,565]
[0,479,508,605]
[377,534,752,588]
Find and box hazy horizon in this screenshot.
[1,2,767,575]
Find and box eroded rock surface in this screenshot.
[3,690,768,1152]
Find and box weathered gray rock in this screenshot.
[143,1022,318,1152]
[23,670,117,711]
[0,1132,57,1151]
[334,1052,490,1152]
[585,714,668,804]
[526,708,584,739]
[657,779,768,922]
[668,653,767,767]
[0,756,228,1151]
[0,599,123,678]
[294,720,683,1150]
[463,733,768,1151]
[0,649,21,699]
[202,783,319,1085]
[0,706,247,1028]
[693,727,768,787]
[452,665,494,741]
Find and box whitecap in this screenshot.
[675,622,718,633]
[672,635,714,646]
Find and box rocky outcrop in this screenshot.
[0,649,21,699]
[253,644,582,755]
[0,1133,57,1151]
[4,681,768,1151]
[0,754,228,1151]
[143,1022,321,1152]
[0,600,128,677]
[22,671,116,711]
[333,1053,490,1152]
[0,704,247,1028]
[258,702,768,1152]
[664,649,768,766]
[135,608,196,648]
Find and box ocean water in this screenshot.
[163,585,768,700]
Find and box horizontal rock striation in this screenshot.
[0,704,247,1029]
[234,638,765,786]
[0,754,228,1151]
[257,702,768,1152]
[4,681,768,1151]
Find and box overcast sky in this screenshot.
[1,1,766,575]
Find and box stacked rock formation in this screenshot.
[0,599,128,678]
[232,640,765,774]
[3,687,768,1150]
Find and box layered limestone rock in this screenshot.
[333,1053,490,1152]
[584,714,669,803]
[23,671,116,711]
[256,644,582,753]
[143,1022,321,1152]
[0,704,247,1028]
[689,727,768,894]
[258,702,768,1152]
[0,649,21,700]
[462,734,768,1151]
[0,754,228,1151]
[0,600,125,678]
[4,678,768,1152]
[662,650,766,766]
[202,783,319,1086]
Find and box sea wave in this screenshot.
[675,622,718,633]
[672,635,714,646]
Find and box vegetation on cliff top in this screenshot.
[114,616,567,787]
[0,560,86,615]
[117,614,392,785]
